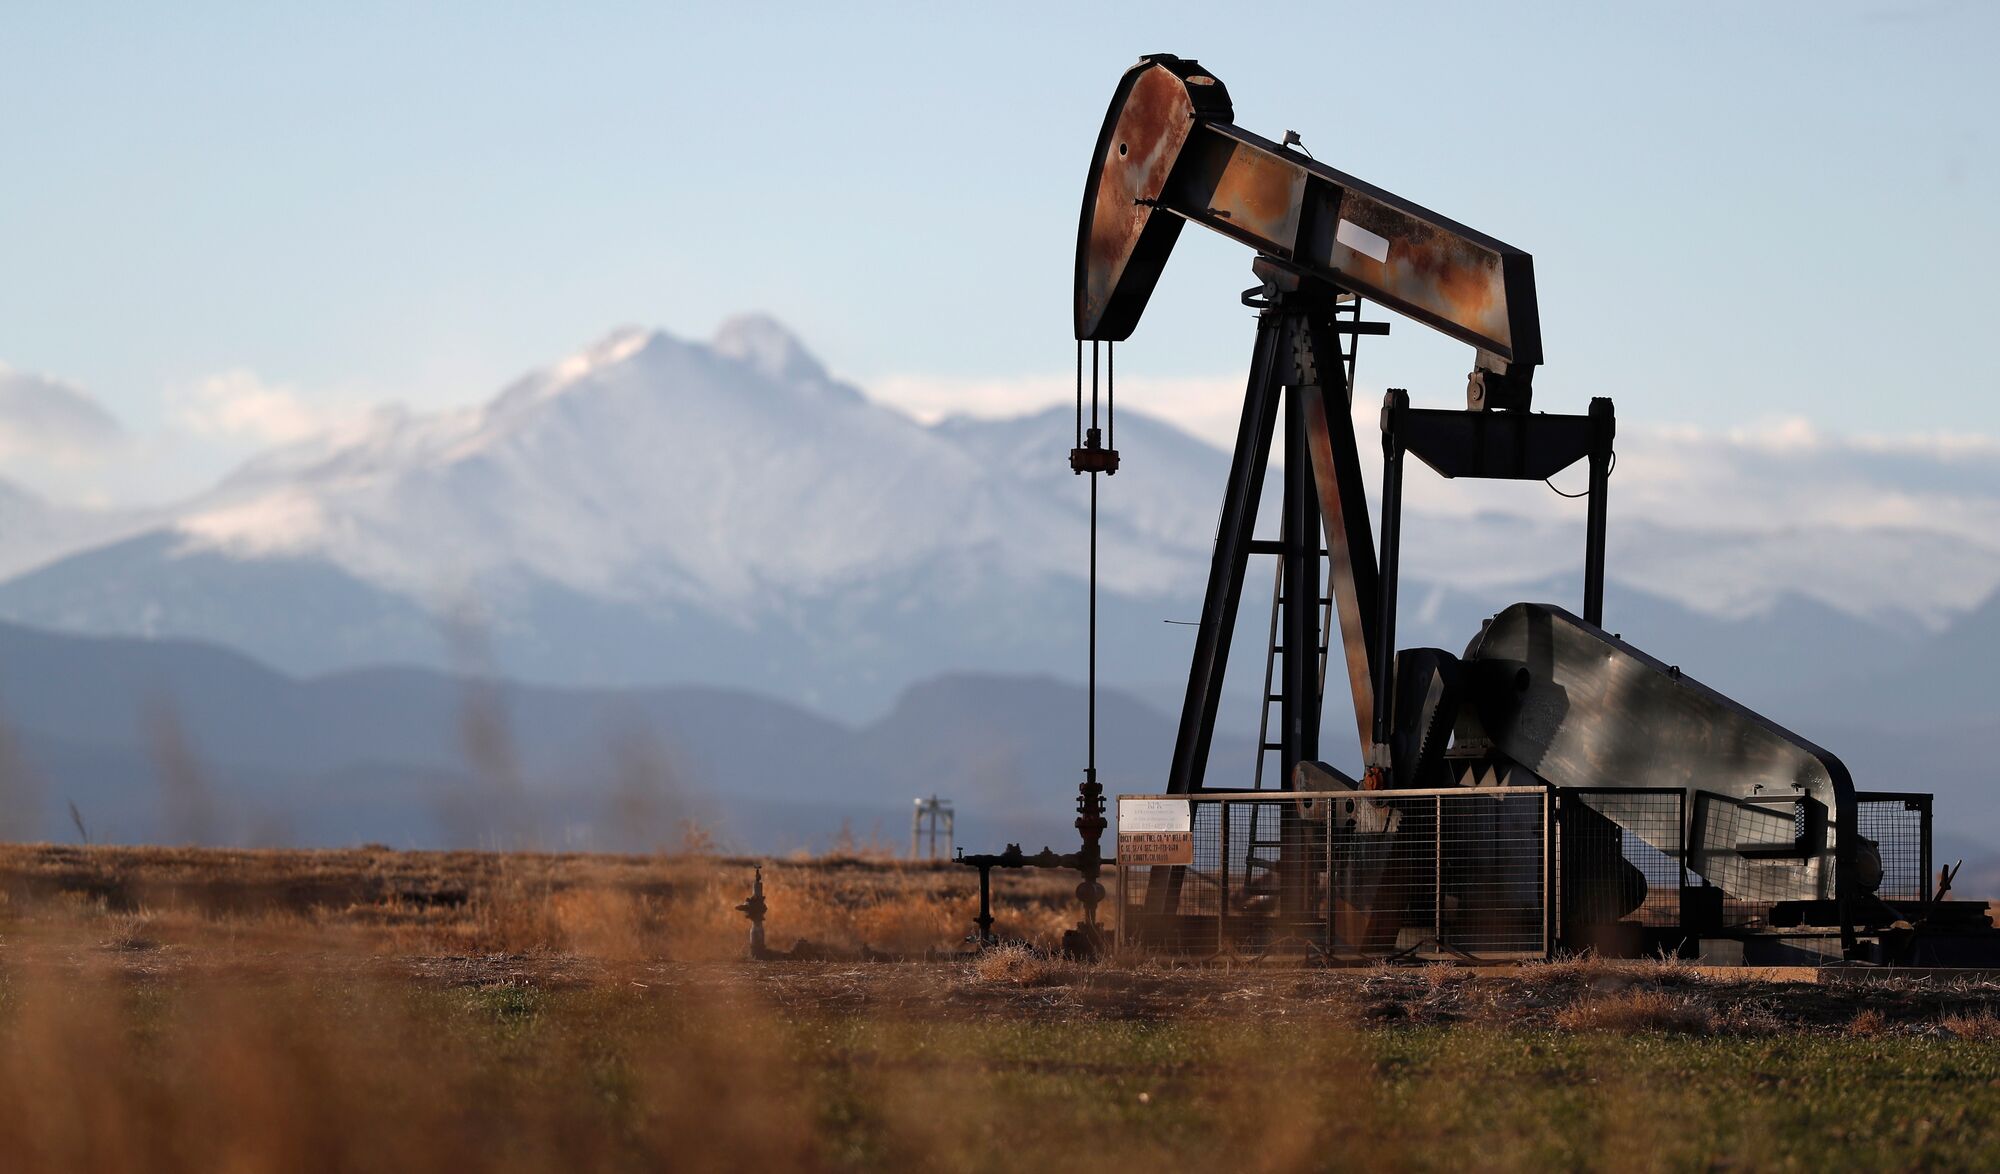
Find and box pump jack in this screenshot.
[1077,52,1618,802]
[1055,53,2000,964]
[950,54,1993,964]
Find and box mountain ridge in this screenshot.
[0,615,1208,852]
[0,315,1996,728]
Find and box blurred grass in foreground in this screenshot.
[0,844,1996,1172]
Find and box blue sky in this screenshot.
[0,2,1993,502]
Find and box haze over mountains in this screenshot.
[0,316,1997,861]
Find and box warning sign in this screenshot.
[1117,798,1193,866]
[1118,830,1193,866]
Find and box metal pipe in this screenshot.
[977,864,995,946]
[1922,795,1934,917]
[1074,341,1082,450]
[1281,382,1320,786]
[1434,793,1444,947]
[1219,800,1230,948]
[1370,390,1409,765]
[1089,468,1097,778]
[1544,791,1556,958]
[1089,344,1099,777]
[1322,800,1334,948]
[1584,396,1614,626]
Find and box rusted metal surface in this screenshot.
[1201,121,1542,371]
[1074,56,1231,340]
[1301,370,1378,755]
[1072,56,1541,376]
[1318,186,1520,363]
[1169,131,1307,255]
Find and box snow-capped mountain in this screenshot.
[3,315,1999,725]
[180,317,1232,608]
[0,318,1226,715]
[7,317,2000,855]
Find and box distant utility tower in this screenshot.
[911,795,954,861]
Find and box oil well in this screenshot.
[956,53,1994,969]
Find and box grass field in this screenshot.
[1,844,1998,1172]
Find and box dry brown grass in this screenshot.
[0,956,823,1172]
[1847,1007,1890,1037]
[1520,950,1704,988]
[1940,1008,2000,1039]
[0,843,1091,1173]
[969,943,1070,987]
[1554,987,1719,1034]
[0,842,1080,961]
[1517,951,1623,984]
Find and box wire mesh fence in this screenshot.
[1687,791,1833,928]
[1331,789,1550,960]
[1115,784,1932,958]
[1116,788,1550,961]
[1557,789,1685,944]
[1855,791,1932,904]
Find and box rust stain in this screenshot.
[1208,143,1303,250]
[1080,65,1194,333]
[1334,194,1509,350]
[1302,386,1376,753]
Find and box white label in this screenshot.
[1335,218,1391,264]
[1118,797,1191,833]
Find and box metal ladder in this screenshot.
[1250,540,1334,789]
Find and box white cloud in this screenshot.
[172,369,361,446]
[878,365,2000,537]
[0,363,125,461]
[174,488,329,556]
[0,360,381,507]
[864,370,2000,626]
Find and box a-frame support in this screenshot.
[1164,266,1384,799]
